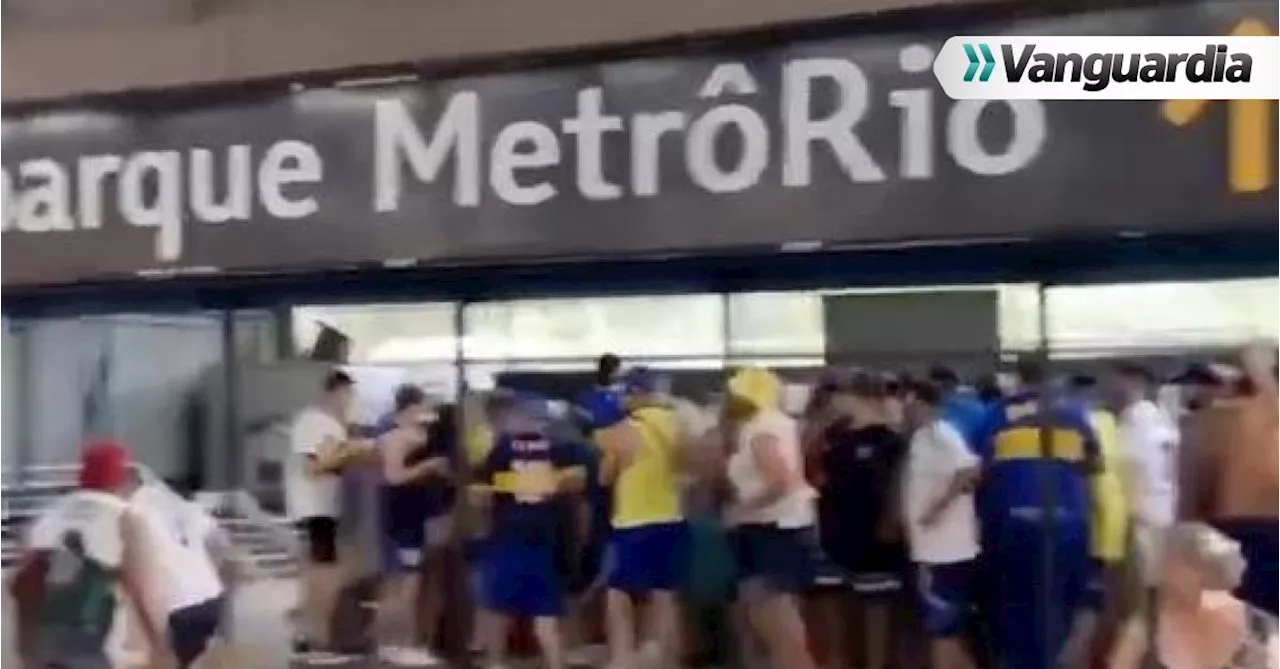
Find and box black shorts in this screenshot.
[822,538,907,597]
[298,516,339,564]
[731,524,820,594]
[1215,519,1280,616]
[168,595,225,668]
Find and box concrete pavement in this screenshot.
[2,578,305,669]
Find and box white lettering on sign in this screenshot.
[373,47,1045,212]
[1,140,324,263]
[2,45,1049,265]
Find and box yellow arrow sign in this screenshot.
[1161,18,1276,194]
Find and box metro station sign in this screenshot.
[2,0,1275,287]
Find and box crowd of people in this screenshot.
[7,343,1278,669]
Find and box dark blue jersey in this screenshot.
[975,391,1100,523]
[476,431,580,544]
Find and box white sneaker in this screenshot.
[304,649,355,665]
[568,644,609,667]
[378,645,443,666]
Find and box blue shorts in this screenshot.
[383,524,427,573]
[731,524,819,594]
[606,521,688,593]
[478,538,565,619]
[916,560,975,637]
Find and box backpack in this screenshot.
[36,529,119,653]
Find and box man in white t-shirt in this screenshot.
[1105,361,1179,584]
[903,381,981,669]
[287,369,372,659]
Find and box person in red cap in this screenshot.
[8,439,170,669]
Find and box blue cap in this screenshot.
[621,366,664,395]
[512,392,553,421]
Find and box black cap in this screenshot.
[927,365,961,387]
[1069,374,1097,391]
[1171,363,1227,386]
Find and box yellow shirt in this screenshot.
[1088,409,1129,563]
[466,423,495,467]
[610,405,684,528]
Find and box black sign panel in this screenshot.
[2,0,1276,287]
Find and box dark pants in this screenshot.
[168,595,225,669]
[989,516,1089,669]
[1215,518,1279,616]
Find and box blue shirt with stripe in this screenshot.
[974,391,1100,523]
[940,390,988,447]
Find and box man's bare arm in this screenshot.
[120,510,169,663]
[1177,411,1216,520]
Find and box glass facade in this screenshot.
[3,275,1275,663]
[6,277,1272,488]
[290,278,1280,376]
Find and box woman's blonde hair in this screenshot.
[1163,522,1248,591]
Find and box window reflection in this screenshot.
[727,292,824,357]
[288,278,1278,369]
[1044,279,1279,353]
[462,295,723,361]
[293,303,457,362]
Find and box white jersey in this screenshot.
[727,409,815,529]
[1119,400,1180,528]
[130,483,225,612]
[286,406,348,520]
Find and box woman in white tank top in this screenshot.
[722,367,820,669]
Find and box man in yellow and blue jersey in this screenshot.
[471,393,587,669]
[974,358,1100,669]
[595,366,686,669]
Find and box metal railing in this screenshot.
[1,463,299,578]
